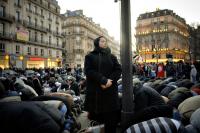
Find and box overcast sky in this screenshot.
[57,0,200,41]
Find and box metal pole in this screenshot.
[156,44,158,63]
[120,0,134,128]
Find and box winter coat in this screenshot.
[167,91,193,109]
[176,79,194,89]
[122,105,173,131]
[69,82,80,96]
[178,95,200,121]
[14,78,38,100]
[188,108,200,132]
[157,64,165,78]
[134,86,165,112]
[124,117,186,133]
[160,85,177,97]
[32,78,43,96]
[84,47,122,113]
[0,101,62,133]
[190,66,197,83]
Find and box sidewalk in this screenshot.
[76,111,122,133]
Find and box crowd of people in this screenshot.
[132,60,200,83]
[0,67,86,133]
[1,35,200,133]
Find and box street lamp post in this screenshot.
[156,43,158,63]
[116,0,134,128]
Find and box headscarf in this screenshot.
[93,36,111,55]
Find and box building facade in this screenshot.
[188,26,200,62]
[0,0,63,68]
[62,10,120,68]
[135,9,189,63]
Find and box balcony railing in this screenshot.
[56,20,59,24]
[14,3,22,8]
[73,49,84,53]
[0,32,13,40]
[15,19,23,24]
[53,31,63,38]
[0,13,14,23]
[48,18,52,21]
[23,20,48,33]
[28,37,49,47]
[27,0,60,14]
[26,8,32,13]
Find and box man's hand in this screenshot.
[101,79,113,90]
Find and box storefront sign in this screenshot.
[17,29,29,42]
[29,57,46,61]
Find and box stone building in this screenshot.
[188,25,200,62]
[0,0,63,68]
[135,9,189,63]
[62,10,120,68]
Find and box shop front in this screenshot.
[0,55,9,68]
[47,58,62,68]
[27,57,46,68]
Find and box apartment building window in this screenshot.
[165,24,168,30]
[32,5,35,13]
[48,2,50,8]
[49,49,52,56]
[34,48,38,56]
[35,18,37,26]
[16,11,20,22]
[16,45,20,54]
[0,6,5,17]
[0,43,5,53]
[27,47,31,55]
[0,23,4,35]
[76,54,81,61]
[35,32,37,42]
[41,33,43,43]
[76,27,80,33]
[40,0,43,4]
[56,51,59,57]
[27,3,31,11]
[49,36,51,45]
[40,9,43,16]
[48,24,51,32]
[41,20,43,27]
[34,6,37,14]
[41,49,44,56]
[28,30,31,41]
[56,38,59,46]
[152,44,155,51]
[48,12,51,20]
[56,27,58,34]
[15,0,20,6]
[76,36,80,42]
[27,16,31,24]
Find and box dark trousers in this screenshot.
[89,110,120,133]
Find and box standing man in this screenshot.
[84,36,122,133]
